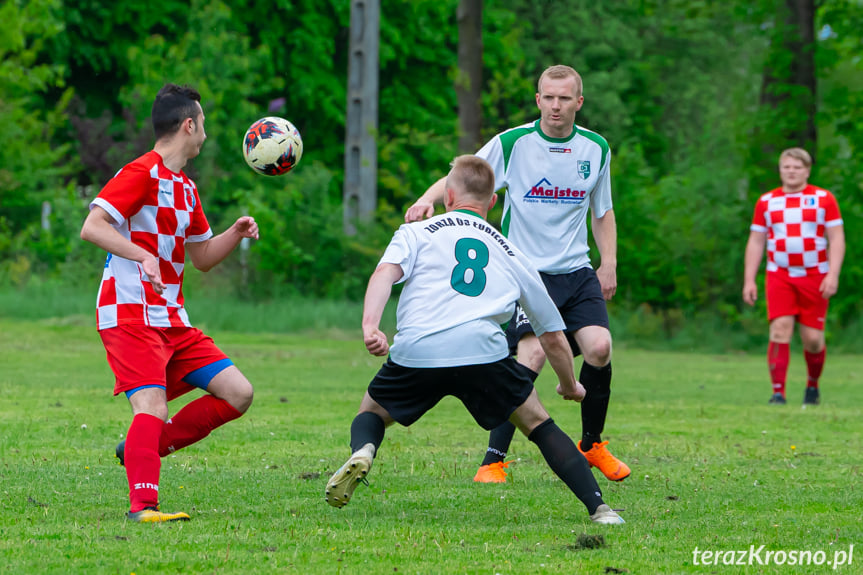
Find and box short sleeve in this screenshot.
[589,148,613,218]
[379,225,417,284]
[823,192,843,226]
[475,136,507,192]
[91,163,150,225]
[751,197,768,232]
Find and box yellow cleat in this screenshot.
[578,440,631,481]
[325,451,373,508]
[126,506,190,523]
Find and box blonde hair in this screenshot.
[447,155,495,202]
[537,65,583,98]
[779,147,812,168]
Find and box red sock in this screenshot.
[767,341,789,396]
[125,413,164,513]
[159,395,243,456]
[804,348,826,388]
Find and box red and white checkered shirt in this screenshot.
[90,151,213,330]
[751,184,843,278]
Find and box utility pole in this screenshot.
[343,0,380,235]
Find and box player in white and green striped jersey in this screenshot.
[406,65,630,484]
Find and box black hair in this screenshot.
[151,83,202,141]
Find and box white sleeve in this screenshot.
[379,225,417,285]
[474,137,507,192]
[511,250,565,336]
[590,147,613,218]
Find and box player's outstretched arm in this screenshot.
[81,206,166,294]
[187,216,259,272]
[742,230,767,305]
[405,176,447,222]
[362,263,404,356]
[538,330,586,402]
[821,225,845,299]
[591,209,618,300]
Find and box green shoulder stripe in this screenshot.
[498,125,536,172]
[501,206,511,237]
[577,127,610,172]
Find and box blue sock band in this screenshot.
[183,358,234,390]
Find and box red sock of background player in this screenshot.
[767,341,789,397]
[159,395,242,456]
[125,413,163,513]
[804,348,826,389]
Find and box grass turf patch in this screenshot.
[1,319,861,573]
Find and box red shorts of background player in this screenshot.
[100,324,230,401]
[765,270,830,330]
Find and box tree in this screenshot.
[456,0,483,153]
[750,0,818,192]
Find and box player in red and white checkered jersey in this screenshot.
[81,84,260,523]
[743,148,845,406]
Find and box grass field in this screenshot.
[1,318,861,574]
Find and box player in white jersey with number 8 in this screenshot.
[324,155,623,524]
[406,65,629,484]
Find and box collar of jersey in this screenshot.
[453,209,483,219]
[533,119,577,143]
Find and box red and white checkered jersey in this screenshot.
[750,185,843,277]
[89,151,213,330]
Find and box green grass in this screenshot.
[2,318,862,573]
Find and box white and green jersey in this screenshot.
[476,120,612,274]
[380,209,565,368]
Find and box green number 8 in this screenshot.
[450,238,488,296]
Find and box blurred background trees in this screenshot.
[1,0,860,342]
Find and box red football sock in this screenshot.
[767,341,789,396]
[159,395,243,456]
[804,348,826,388]
[125,413,164,513]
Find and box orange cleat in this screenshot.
[578,440,630,481]
[473,460,510,483]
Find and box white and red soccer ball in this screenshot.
[242,116,303,176]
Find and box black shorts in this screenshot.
[367,357,537,430]
[506,267,609,357]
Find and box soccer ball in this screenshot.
[242,116,303,176]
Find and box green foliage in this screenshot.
[3,0,861,329]
[0,0,70,225]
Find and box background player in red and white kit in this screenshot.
[406,65,629,484]
[743,148,845,405]
[81,83,259,523]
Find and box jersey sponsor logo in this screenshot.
[523,178,587,204]
[804,197,816,207]
[549,147,571,153]
[577,160,591,179]
[184,183,196,210]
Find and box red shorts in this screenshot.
[100,325,229,400]
[765,271,829,330]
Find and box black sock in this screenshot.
[528,418,604,515]
[480,366,538,466]
[580,362,611,449]
[480,421,517,466]
[349,411,386,454]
